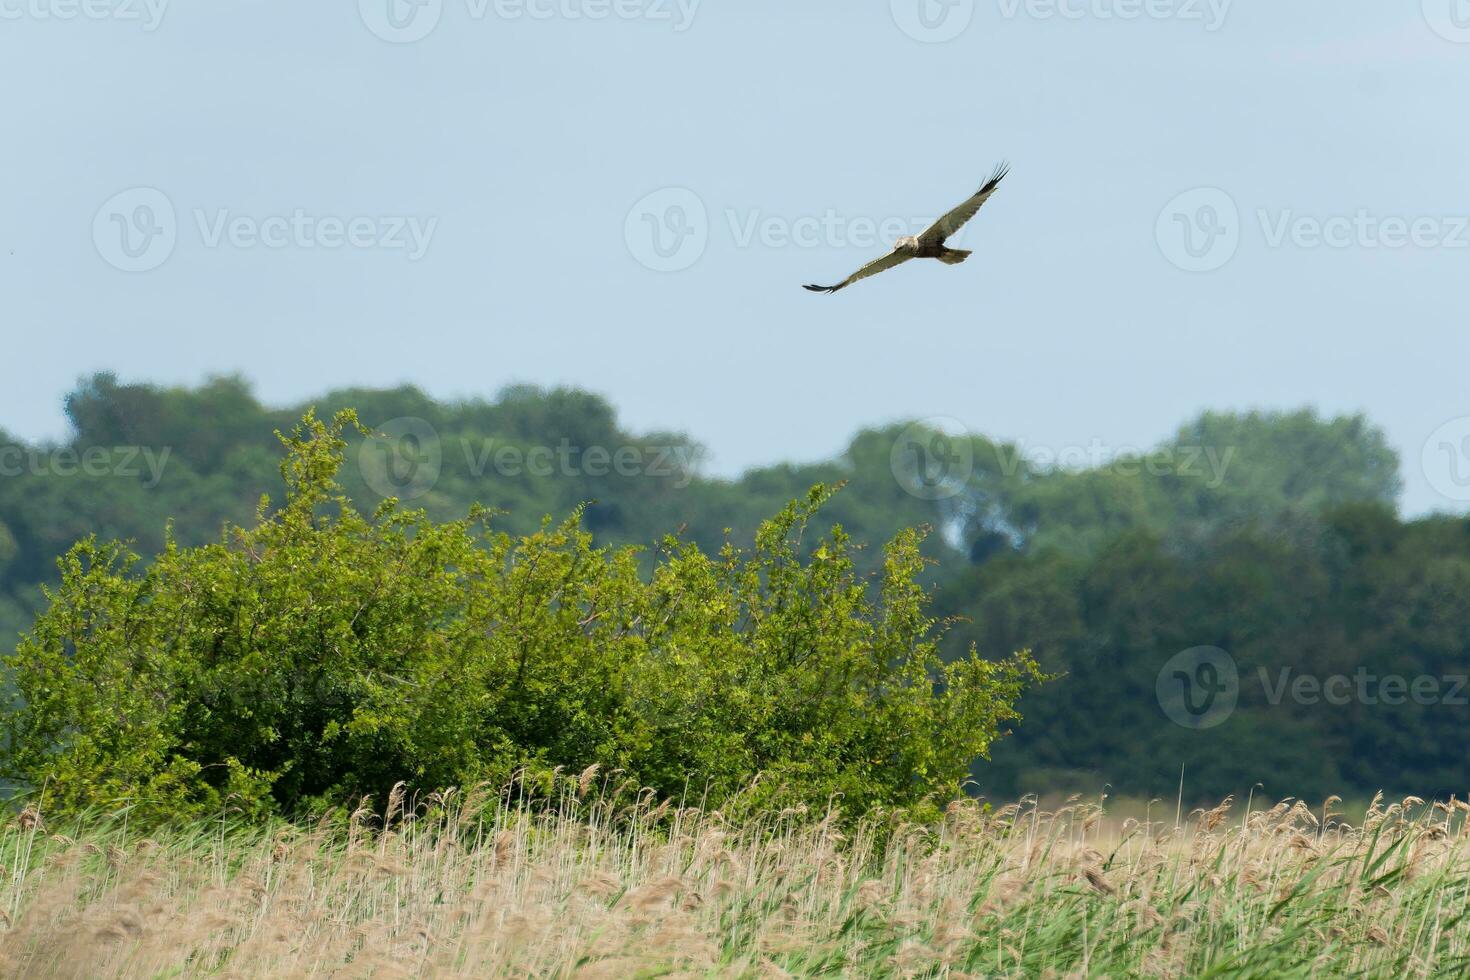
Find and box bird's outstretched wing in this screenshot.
[803,249,914,294]
[917,162,1009,247]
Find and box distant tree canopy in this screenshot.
[936,505,1470,803]
[0,373,1459,806]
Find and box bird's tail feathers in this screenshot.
[937,248,972,266]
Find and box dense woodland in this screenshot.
[2,373,1464,804]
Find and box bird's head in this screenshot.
[895,235,920,252]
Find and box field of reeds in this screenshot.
[0,779,1467,978]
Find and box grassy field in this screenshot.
[0,781,1467,978]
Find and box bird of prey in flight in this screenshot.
[803,163,1009,294]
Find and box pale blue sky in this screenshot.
[2,1,1467,512]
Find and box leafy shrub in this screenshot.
[1,411,1042,823]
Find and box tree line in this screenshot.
[2,372,1461,805]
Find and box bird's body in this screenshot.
[803,163,1008,294]
[895,235,973,263]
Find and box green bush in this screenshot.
[1,410,1042,823]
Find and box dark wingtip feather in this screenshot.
[803,283,841,294]
[986,161,1011,189]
